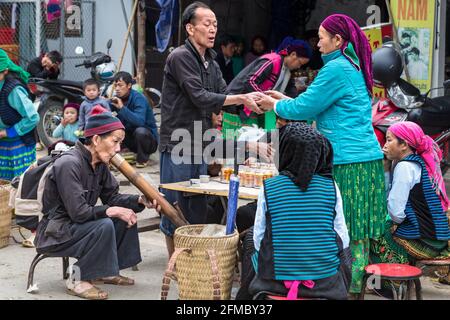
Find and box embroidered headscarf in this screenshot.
[0,49,30,84]
[276,36,312,59]
[321,14,373,94]
[389,121,450,210]
[277,122,333,191]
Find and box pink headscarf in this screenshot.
[389,122,449,210]
[321,14,373,94]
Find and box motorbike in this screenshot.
[28,39,161,147]
[371,42,450,174]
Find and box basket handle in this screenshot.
[206,249,222,300]
[160,248,222,300]
[160,247,190,300]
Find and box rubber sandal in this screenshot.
[67,286,108,300]
[22,234,35,248]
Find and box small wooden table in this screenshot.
[160,179,259,223]
[160,179,259,200]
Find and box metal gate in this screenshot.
[0,0,95,81]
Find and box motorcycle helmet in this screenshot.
[372,42,404,88]
[95,61,116,81]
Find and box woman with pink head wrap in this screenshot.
[371,121,450,277]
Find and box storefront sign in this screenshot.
[391,0,436,93]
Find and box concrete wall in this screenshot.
[94,0,134,75]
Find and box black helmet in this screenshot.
[372,42,403,88]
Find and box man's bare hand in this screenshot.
[240,93,263,114]
[110,97,124,109]
[106,206,137,228]
[138,195,162,213]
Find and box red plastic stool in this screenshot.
[359,263,422,300]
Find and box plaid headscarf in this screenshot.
[277,122,333,191]
[0,49,30,84]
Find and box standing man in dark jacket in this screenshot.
[34,106,161,300]
[26,51,63,80]
[159,1,261,256]
[110,71,159,168]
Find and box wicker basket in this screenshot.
[161,224,239,300]
[0,180,12,249]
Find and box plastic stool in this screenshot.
[359,263,422,300]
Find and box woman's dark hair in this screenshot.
[83,131,113,146]
[182,1,211,29]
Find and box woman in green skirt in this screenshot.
[254,14,387,297]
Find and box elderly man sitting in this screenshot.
[34,106,161,300]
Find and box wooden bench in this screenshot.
[137,216,161,233]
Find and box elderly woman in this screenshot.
[254,14,387,297]
[0,49,39,181]
[34,106,161,300]
[372,122,450,268]
[237,122,351,300]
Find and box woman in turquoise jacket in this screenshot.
[254,14,386,297]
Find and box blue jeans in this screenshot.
[159,151,208,237]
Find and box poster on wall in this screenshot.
[391,0,436,93]
[362,22,393,97]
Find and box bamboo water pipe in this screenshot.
[110,153,189,228]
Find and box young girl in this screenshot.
[371,122,450,270]
[52,102,80,143]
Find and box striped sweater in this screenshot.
[253,174,340,281]
[394,154,450,241]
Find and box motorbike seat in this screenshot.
[407,96,450,135]
[41,79,83,88]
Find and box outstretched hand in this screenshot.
[251,92,277,111]
[240,93,263,114]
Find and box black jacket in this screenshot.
[159,39,227,156]
[215,52,234,84]
[35,142,144,249]
[27,56,60,80]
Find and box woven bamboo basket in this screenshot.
[161,224,239,300]
[0,180,12,249]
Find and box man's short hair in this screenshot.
[46,50,63,64]
[182,1,211,30]
[218,34,235,47]
[113,71,133,85]
[83,78,100,90]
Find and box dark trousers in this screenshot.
[123,127,158,163]
[236,201,257,233]
[159,151,208,237]
[38,218,141,281]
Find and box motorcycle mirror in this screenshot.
[443,80,450,89]
[107,39,113,50]
[75,46,85,55]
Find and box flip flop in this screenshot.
[67,286,108,300]
[22,234,35,248]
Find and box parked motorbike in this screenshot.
[28,39,161,147]
[372,42,450,174]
